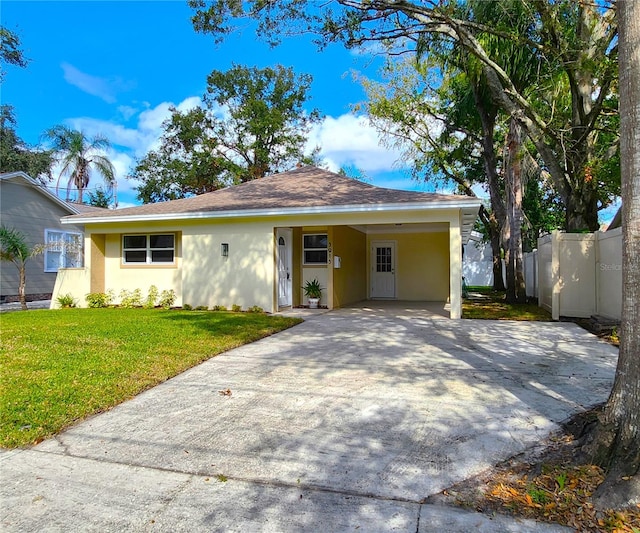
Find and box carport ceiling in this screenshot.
[349,222,449,234]
[350,212,477,242]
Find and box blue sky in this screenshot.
[2,0,429,207]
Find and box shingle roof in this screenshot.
[67,203,110,214]
[64,166,478,221]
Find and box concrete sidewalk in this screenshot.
[2,304,617,531]
[0,300,51,312]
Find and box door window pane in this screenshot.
[376,247,392,272]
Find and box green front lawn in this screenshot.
[0,308,301,448]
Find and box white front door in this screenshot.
[277,228,293,307]
[371,241,396,299]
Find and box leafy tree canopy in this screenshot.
[87,186,113,209]
[0,105,54,182]
[0,26,28,82]
[129,64,321,203]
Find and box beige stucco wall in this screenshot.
[90,234,106,294]
[367,231,450,301]
[181,222,274,311]
[0,178,83,299]
[331,225,367,308]
[50,268,90,308]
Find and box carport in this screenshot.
[278,222,456,311]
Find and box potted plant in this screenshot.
[303,278,323,309]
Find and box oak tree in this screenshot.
[130,64,321,203]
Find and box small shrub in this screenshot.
[211,305,227,311]
[86,292,113,308]
[527,485,549,505]
[56,293,76,308]
[159,289,176,310]
[182,303,193,311]
[119,288,143,308]
[194,305,208,311]
[247,305,264,313]
[231,304,242,312]
[144,285,159,309]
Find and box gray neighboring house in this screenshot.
[0,171,104,302]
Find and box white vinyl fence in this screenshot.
[523,229,622,320]
[462,233,506,287]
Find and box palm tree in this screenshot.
[0,226,44,310]
[44,125,115,204]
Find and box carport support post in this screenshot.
[449,217,462,319]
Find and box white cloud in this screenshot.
[58,104,408,207]
[67,96,203,156]
[308,114,403,173]
[61,62,133,104]
[60,96,204,206]
[117,105,138,121]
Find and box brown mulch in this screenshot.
[428,408,639,532]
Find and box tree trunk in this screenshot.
[471,83,506,291]
[490,223,505,291]
[585,0,640,509]
[564,180,600,232]
[478,207,505,291]
[503,117,527,304]
[18,264,27,311]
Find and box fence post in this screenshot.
[551,231,560,320]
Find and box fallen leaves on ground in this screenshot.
[481,463,639,532]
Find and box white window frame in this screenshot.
[303,233,328,265]
[44,229,83,272]
[122,233,176,265]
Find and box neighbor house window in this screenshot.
[122,234,175,265]
[44,230,83,272]
[303,234,328,265]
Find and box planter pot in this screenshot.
[308,298,320,309]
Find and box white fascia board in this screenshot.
[61,199,482,225]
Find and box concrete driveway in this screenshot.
[1,303,617,532]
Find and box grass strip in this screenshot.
[463,289,552,321]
